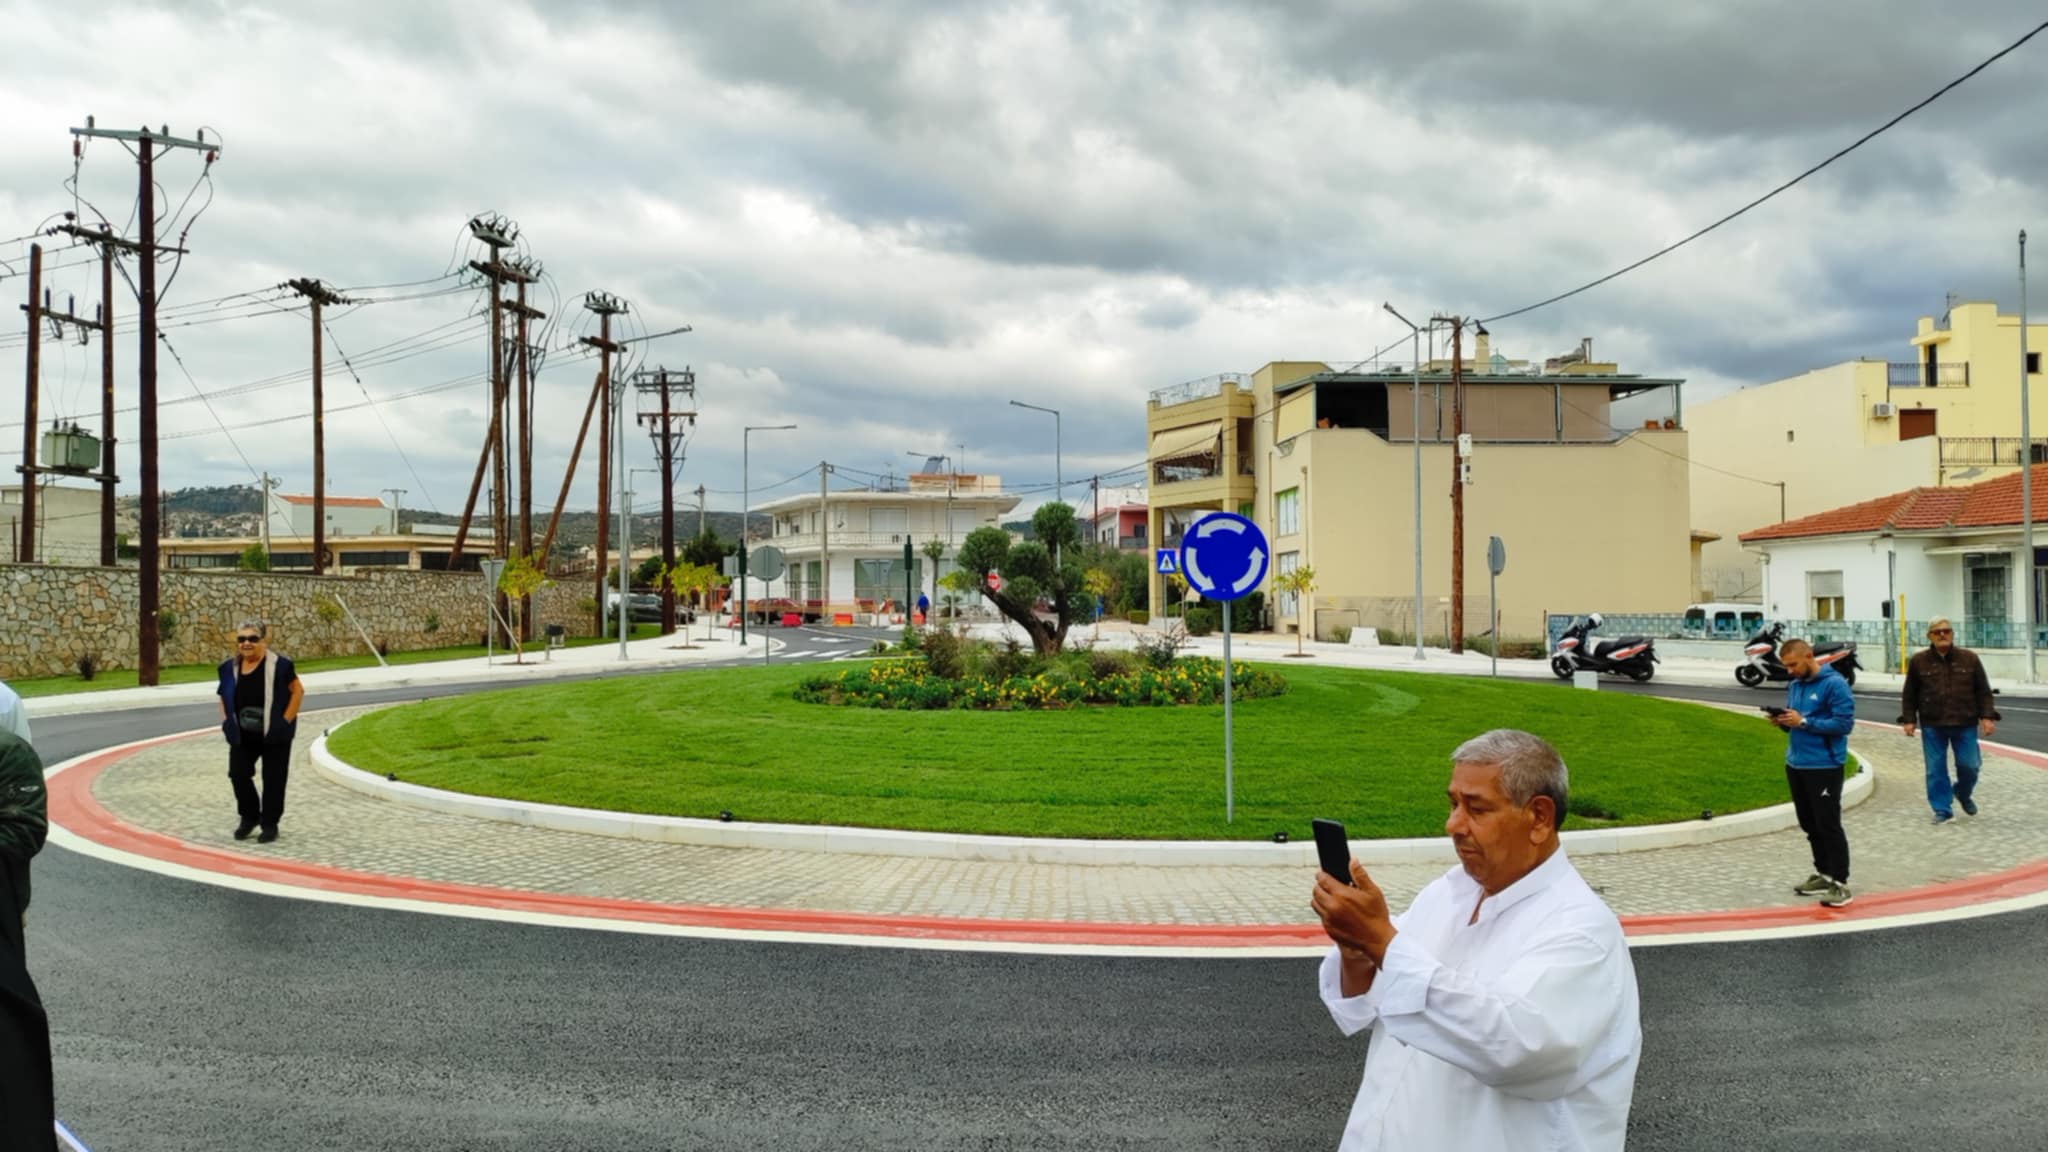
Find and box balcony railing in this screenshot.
[1938,437,2048,468]
[1888,362,1970,388]
[1148,373,1248,408]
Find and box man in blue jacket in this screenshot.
[1772,638,1856,908]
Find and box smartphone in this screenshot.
[1312,818,1352,885]
[1760,705,1787,717]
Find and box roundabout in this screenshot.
[26,636,2048,1149]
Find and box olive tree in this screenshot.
[953,502,1084,657]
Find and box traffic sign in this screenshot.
[1488,536,1507,576]
[751,545,786,581]
[1177,512,1268,603]
[988,571,1005,593]
[1156,549,1180,575]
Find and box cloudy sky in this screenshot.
[2,1,2043,522]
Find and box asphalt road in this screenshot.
[24,635,2048,1150]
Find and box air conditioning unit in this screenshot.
[1871,402,1896,419]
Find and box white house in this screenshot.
[1741,465,2048,675]
[751,472,1020,619]
[270,493,393,539]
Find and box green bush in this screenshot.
[1184,605,1219,636]
[1134,622,1185,669]
[1332,625,1352,644]
[1127,609,1149,625]
[920,627,965,680]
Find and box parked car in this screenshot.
[606,592,694,624]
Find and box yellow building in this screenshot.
[1145,341,1693,644]
[1689,301,2048,601]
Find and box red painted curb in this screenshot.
[47,737,2048,948]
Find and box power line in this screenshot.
[323,320,444,513]
[1480,18,2048,325]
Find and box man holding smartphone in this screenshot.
[1309,730,1640,1151]
[1772,637,1856,908]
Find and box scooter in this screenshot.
[1550,614,1659,682]
[1735,621,1859,688]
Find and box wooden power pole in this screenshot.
[633,365,697,635]
[14,244,41,563]
[580,292,628,637]
[70,119,221,685]
[56,222,140,566]
[285,278,352,575]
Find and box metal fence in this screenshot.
[1886,361,1970,388]
[1937,436,2048,468]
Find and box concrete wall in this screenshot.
[0,483,106,567]
[0,562,596,679]
[1274,427,1692,642]
[1688,361,1938,600]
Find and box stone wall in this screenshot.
[0,562,599,679]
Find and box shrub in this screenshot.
[793,655,1287,711]
[1184,605,1219,636]
[920,626,966,680]
[314,597,344,625]
[76,653,99,681]
[1133,621,1187,669]
[900,625,924,652]
[424,611,442,635]
[157,610,179,646]
[988,636,1032,682]
[1127,609,1149,625]
[1087,647,1134,681]
[1332,625,1352,645]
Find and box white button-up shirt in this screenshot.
[1319,848,1641,1151]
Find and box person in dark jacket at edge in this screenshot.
[1898,616,2001,824]
[217,619,304,843]
[1772,638,1857,909]
[0,729,55,1149]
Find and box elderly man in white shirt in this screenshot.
[1310,728,1641,1151]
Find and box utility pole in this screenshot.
[502,264,545,642]
[1435,314,1468,653]
[696,484,707,538]
[445,217,531,569]
[580,291,628,637]
[70,120,220,684]
[820,462,832,619]
[2021,229,2033,681]
[634,365,697,634]
[13,244,41,563]
[382,487,406,533]
[259,472,279,557]
[55,222,137,567]
[1091,475,1100,546]
[284,278,351,575]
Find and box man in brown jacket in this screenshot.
[1899,617,2000,824]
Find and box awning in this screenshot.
[1150,421,1221,461]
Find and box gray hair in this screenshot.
[1453,729,1569,831]
[237,618,268,639]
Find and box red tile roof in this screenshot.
[280,494,387,508]
[1740,465,2048,542]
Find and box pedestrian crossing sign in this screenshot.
[1156,549,1180,575]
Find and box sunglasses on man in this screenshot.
[237,635,262,644]
[1929,628,1953,637]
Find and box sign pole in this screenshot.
[1490,567,1498,679]
[1223,597,1234,823]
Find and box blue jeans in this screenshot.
[1921,726,1982,816]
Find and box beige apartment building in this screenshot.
[1145,338,1694,642]
[1691,300,2048,601]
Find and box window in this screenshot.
[1809,571,1844,621]
[1275,488,1301,536]
[1276,551,1301,617]
[870,507,907,539]
[2030,351,2041,375]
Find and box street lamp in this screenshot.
[1383,303,1428,662]
[1008,400,1061,505]
[742,424,798,648]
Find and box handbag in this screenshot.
[238,705,266,733]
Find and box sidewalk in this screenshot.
[968,619,2048,699]
[50,704,2048,948]
[22,628,776,719]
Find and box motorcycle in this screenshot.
[1735,621,1859,688]
[1550,614,1659,682]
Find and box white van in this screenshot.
[1684,602,1765,639]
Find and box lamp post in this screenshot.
[1008,399,1061,505]
[2022,229,2033,680]
[743,424,797,649]
[1383,303,1428,661]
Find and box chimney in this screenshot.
[1580,337,1594,363]
[1474,329,1491,370]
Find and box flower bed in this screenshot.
[795,655,1286,710]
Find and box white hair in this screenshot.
[1453,729,1569,830]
